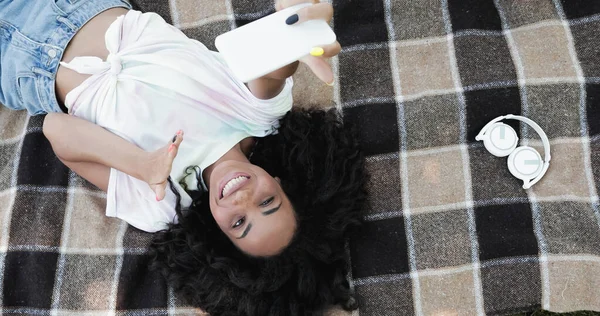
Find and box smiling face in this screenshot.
[208,160,297,256]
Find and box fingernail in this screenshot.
[286,14,299,25]
[169,144,175,152]
[310,47,324,57]
[172,135,177,143]
[156,195,160,201]
[326,80,335,86]
[177,130,182,135]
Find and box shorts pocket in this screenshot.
[16,72,44,115]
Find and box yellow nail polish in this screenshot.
[310,47,325,57]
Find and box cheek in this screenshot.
[209,185,218,200]
[211,209,232,232]
[209,201,228,227]
[257,175,278,192]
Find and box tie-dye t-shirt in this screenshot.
[61,10,293,232]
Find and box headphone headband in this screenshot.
[476,114,551,162]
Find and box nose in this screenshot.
[231,188,252,206]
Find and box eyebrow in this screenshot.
[237,223,252,239]
[262,202,282,216]
[236,202,283,239]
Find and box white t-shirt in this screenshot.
[61,10,293,232]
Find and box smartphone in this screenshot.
[215,3,337,82]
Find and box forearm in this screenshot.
[43,113,148,182]
[247,61,298,99]
[246,77,286,99]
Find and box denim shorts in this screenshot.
[0,0,131,115]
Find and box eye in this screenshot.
[232,217,245,229]
[260,197,274,207]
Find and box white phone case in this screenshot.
[215,3,337,82]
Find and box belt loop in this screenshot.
[56,15,77,32]
[31,67,54,78]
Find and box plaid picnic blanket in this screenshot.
[1,0,600,315]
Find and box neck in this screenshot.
[203,138,254,187]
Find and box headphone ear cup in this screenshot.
[482,123,518,157]
[507,146,543,181]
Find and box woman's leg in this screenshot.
[59,159,110,192]
[43,112,183,199]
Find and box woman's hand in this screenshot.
[272,0,341,85]
[249,0,341,98]
[145,131,184,201]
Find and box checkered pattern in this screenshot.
[1,0,600,315]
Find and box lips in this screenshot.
[219,173,251,199]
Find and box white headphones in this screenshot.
[475,114,551,189]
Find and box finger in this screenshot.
[172,130,184,145]
[310,41,340,58]
[168,130,184,158]
[168,142,179,159]
[155,182,166,201]
[286,2,332,25]
[276,0,318,11]
[300,55,334,85]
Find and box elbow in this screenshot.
[43,113,61,142]
[42,113,68,161]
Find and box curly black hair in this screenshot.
[150,108,367,316]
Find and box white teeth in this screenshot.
[221,176,248,197]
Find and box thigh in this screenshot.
[59,159,110,192]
